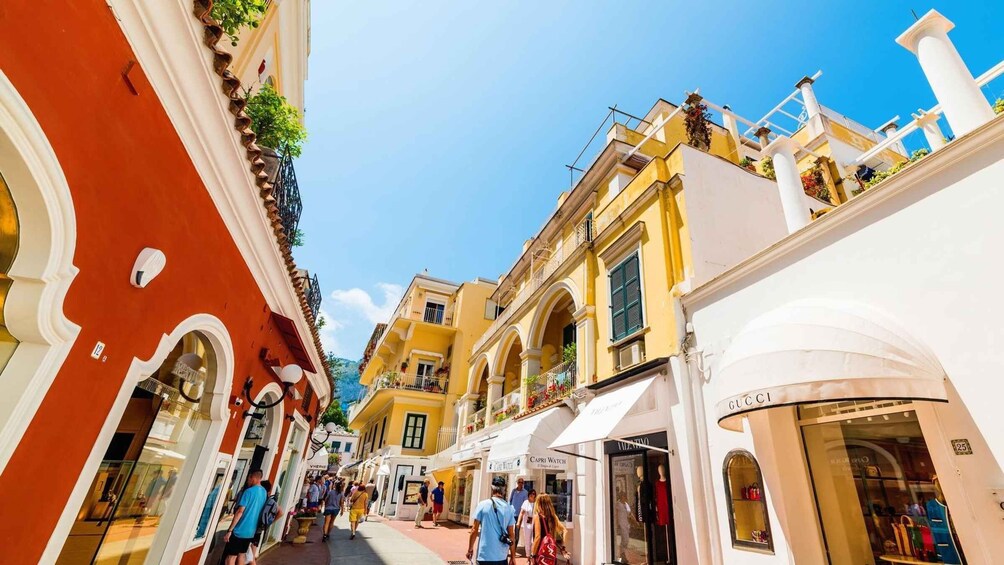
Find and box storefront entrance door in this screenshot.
[800,400,965,565]
[605,432,675,565]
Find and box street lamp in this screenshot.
[310,421,338,455]
[242,364,304,417]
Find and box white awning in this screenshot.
[487,406,574,473]
[715,300,948,431]
[376,464,391,476]
[307,447,329,470]
[549,376,658,450]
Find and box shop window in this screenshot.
[59,332,219,563]
[193,456,230,543]
[723,450,773,553]
[544,473,573,523]
[402,414,427,449]
[609,252,643,341]
[606,432,674,565]
[800,401,965,564]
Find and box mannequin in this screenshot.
[925,475,962,564]
[635,465,653,523]
[655,464,670,526]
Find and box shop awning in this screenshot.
[549,375,659,451]
[376,464,391,476]
[307,447,329,470]
[714,300,948,432]
[487,406,574,473]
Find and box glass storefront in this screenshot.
[801,400,965,565]
[723,450,772,552]
[605,432,675,565]
[57,332,216,564]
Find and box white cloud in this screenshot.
[329,283,404,325]
[321,283,404,359]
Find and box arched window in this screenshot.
[723,449,773,553]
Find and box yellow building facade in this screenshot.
[346,274,496,517]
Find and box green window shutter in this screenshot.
[624,254,643,335]
[610,264,626,340]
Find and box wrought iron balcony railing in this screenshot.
[270,147,303,244]
[525,359,576,412]
[305,272,321,319]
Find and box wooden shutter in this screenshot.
[610,263,626,340]
[623,254,643,335]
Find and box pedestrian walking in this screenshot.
[307,476,323,509]
[431,480,446,527]
[322,481,344,541]
[530,493,570,565]
[364,479,376,521]
[370,482,380,518]
[415,478,430,528]
[508,477,528,516]
[223,469,268,565]
[347,483,369,540]
[515,489,537,556]
[467,476,517,565]
[247,479,281,565]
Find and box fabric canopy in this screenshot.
[550,376,658,450]
[487,406,574,473]
[307,447,329,470]
[715,299,948,431]
[376,464,391,476]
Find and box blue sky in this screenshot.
[293,0,1003,359]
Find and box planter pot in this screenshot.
[293,516,315,544]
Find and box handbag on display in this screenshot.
[893,515,914,557]
[920,524,935,554]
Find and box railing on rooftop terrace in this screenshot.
[525,360,576,413]
[473,218,593,354]
[566,106,652,188]
[270,148,303,243]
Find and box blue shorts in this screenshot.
[324,507,340,516]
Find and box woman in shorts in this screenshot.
[322,482,344,541]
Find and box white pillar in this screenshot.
[721,105,742,155]
[913,111,948,152]
[485,375,504,419]
[573,306,595,386]
[880,121,909,157]
[796,76,822,119]
[763,136,810,233]
[896,9,994,137]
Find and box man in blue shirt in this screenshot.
[508,476,528,516]
[467,476,516,565]
[224,469,267,565]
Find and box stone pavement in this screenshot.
[259,513,452,565]
[382,518,475,564]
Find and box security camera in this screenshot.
[233,397,244,407]
[131,248,167,288]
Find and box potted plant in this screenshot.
[400,360,409,373]
[739,156,756,172]
[562,342,577,366]
[760,156,776,180]
[244,83,307,157]
[211,0,269,46]
[995,98,1004,115]
[800,166,830,201]
[292,507,317,543]
[683,93,712,151]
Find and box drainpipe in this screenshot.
[795,76,822,119]
[896,9,994,137]
[763,135,810,233]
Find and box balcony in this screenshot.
[423,303,447,325]
[473,218,593,354]
[302,271,322,319]
[347,371,448,423]
[435,426,458,453]
[464,406,487,435]
[263,147,303,243]
[490,390,521,426]
[525,359,576,413]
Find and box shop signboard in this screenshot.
[488,456,523,473]
[489,453,568,473]
[604,431,669,455]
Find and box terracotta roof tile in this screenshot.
[192,0,334,389]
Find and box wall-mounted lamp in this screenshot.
[310,422,337,453]
[242,363,303,418]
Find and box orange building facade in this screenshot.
[0,1,330,563]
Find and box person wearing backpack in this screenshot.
[246,479,281,565]
[466,476,517,565]
[530,494,570,565]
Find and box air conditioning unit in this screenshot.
[618,340,645,370]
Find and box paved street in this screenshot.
[260,514,468,565]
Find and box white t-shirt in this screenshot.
[520,500,534,525]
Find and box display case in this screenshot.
[723,449,773,553]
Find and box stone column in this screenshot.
[573,306,595,386]
[519,348,542,411]
[721,104,742,157]
[796,76,822,119]
[880,121,909,157]
[754,126,772,149]
[896,10,994,137]
[914,111,948,152]
[763,136,810,233]
[458,392,477,435]
[485,375,505,421]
